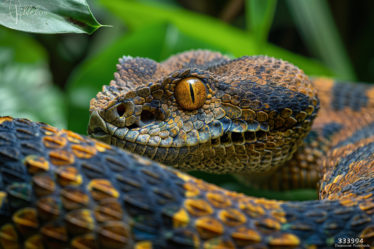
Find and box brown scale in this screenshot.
[240,78,374,190]
[0,121,135,249]
[89,51,318,175]
[172,172,311,248]
[0,116,372,248]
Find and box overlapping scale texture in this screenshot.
[1,117,374,248]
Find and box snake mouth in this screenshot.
[88,111,117,144]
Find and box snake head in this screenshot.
[88,50,319,173]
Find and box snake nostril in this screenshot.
[116,103,126,117]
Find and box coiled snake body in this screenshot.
[0,50,374,248]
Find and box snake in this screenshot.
[0,50,374,249]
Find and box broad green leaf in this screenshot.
[0,0,103,34]
[99,0,333,77]
[67,22,225,134]
[246,0,277,45]
[287,0,355,80]
[0,48,66,128]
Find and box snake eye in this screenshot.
[175,77,207,110]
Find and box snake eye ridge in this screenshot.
[175,77,207,110]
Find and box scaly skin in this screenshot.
[0,51,373,248]
[88,51,319,174]
[239,78,374,190]
[1,116,374,248]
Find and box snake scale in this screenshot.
[0,50,374,249]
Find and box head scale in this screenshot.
[88,50,319,174]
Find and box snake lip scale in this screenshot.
[0,50,374,249]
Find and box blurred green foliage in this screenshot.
[0,28,46,62]
[0,50,66,128]
[287,0,355,80]
[2,0,371,200]
[246,0,277,45]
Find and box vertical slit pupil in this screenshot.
[189,83,195,103]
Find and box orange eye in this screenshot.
[175,77,207,110]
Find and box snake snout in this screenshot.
[88,99,168,146]
[110,101,166,128]
[88,111,116,144]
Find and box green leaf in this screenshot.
[67,22,225,134]
[0,0,103,34]
[286,0,355,80]
[246,0,277,44]
[99,0,333,77]
[0,48,66,128]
